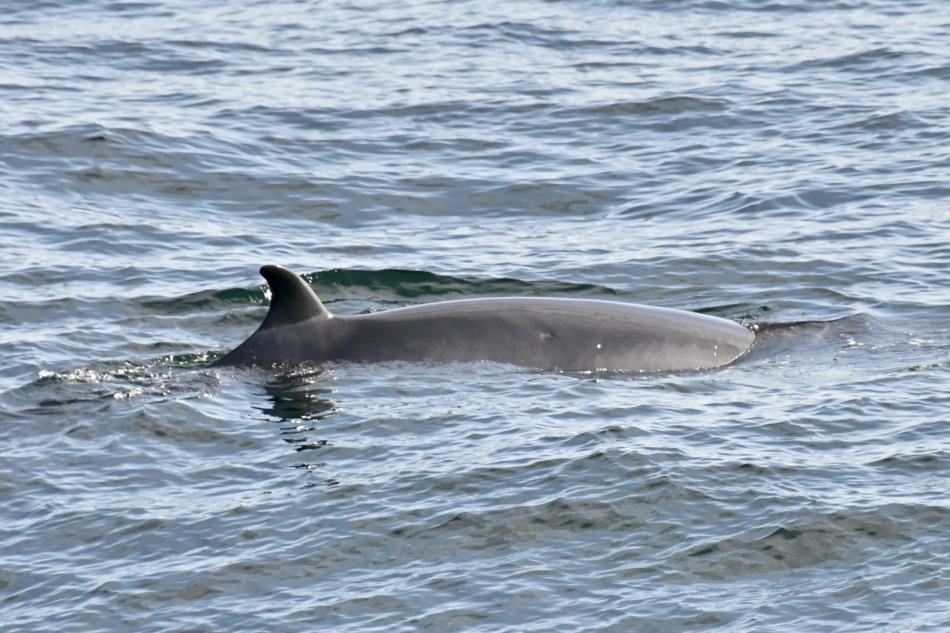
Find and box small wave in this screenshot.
[554,96,730,119]
[312,268,616,301]
[674,505,929,578]
[160,268,620,309]
[791,47,918,72]
[139,287,265,315]
[831,110,931,133]
[461,20,582,48]
[3,123,249,191]
[8,356,220,417]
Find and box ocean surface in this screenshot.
[2,0,948,631]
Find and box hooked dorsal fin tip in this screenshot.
[259,264,329,328]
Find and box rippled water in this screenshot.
[2,1,949,631]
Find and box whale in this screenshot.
[213,265,755,372]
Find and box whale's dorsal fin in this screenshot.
[259,265,330,329]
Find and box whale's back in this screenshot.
[336,297,754,372]
[214,266,755,372]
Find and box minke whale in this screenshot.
[213,265,755,372]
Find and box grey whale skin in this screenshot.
[213,265,755,372]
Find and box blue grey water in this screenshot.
[1,0,948,630]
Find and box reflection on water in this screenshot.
[258,367,336,422]
[256,368,338,470]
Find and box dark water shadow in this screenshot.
[743,312,885,364]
